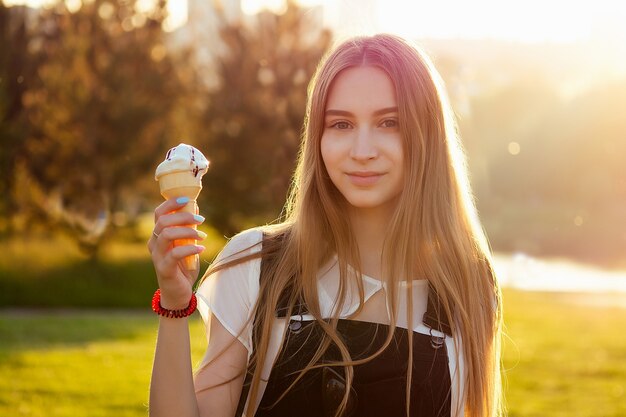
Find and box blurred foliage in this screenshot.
[0,1,624,266]
[195,1,331,235]
[1,0,187,256]
[461,75,626,266]
[0,4,33,230]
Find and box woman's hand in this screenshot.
[148,198,206,310]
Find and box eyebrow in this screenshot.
[325,107,398,117]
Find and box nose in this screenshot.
[349,127,378,161]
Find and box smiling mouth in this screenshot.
[346,172,384,186]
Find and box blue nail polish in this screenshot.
[176,197,190,205]
[193,214,205,223]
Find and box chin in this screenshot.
[331,185,402,213]
[344,197,398,212]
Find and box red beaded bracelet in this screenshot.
[151,289,197,318]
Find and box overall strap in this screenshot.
[235,238,452,416]
[422,283,452,336]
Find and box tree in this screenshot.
[196,1,331,235]
[19,0,185,256]
[0,3,35,234]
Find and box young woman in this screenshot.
[148,34,504,417]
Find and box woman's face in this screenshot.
[321,66,404,216]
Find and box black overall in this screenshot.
[236,249,453,417]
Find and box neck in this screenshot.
[347,205,395,279]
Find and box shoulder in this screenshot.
[195,228,265,346]
[214,227,264,264]
[198,227,265,294]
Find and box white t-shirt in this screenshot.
[196,228,466,416]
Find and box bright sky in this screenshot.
[6,0,626,42]
[241,0,626,43]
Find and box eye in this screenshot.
[329,121,352,130]
[380,118,398,128]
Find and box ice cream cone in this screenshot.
[155,144,209,271]
[159,172,202,270]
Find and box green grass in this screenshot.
[0,311,207,417]
[0,290,625,416]
[501,290,626,417]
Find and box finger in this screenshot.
[149,223,206,254]
[169,244,205,261]
[165,227,207,241]
[154,212,205,236]
[152,243,204,278]
[154,197,192,223]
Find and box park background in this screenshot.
[1,0,625,415]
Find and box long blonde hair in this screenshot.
[202,33,503,417]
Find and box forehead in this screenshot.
[325,66,397,112]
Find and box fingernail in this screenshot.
[176,197,190,205]
[195,245,205,253]
[193,214,205,223]
[197,230,207,239]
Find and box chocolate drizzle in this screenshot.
[159,144,206,178]
[191,148,200,177]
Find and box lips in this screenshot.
[346,171,384,186]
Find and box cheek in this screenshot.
[389,137,406,180]
[320,136,335,171]
[392,137,405,167]
[320,137,345,192]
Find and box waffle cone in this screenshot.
[157,171,203,271]
[158,171,202,200]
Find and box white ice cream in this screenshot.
[155,143,209,180]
